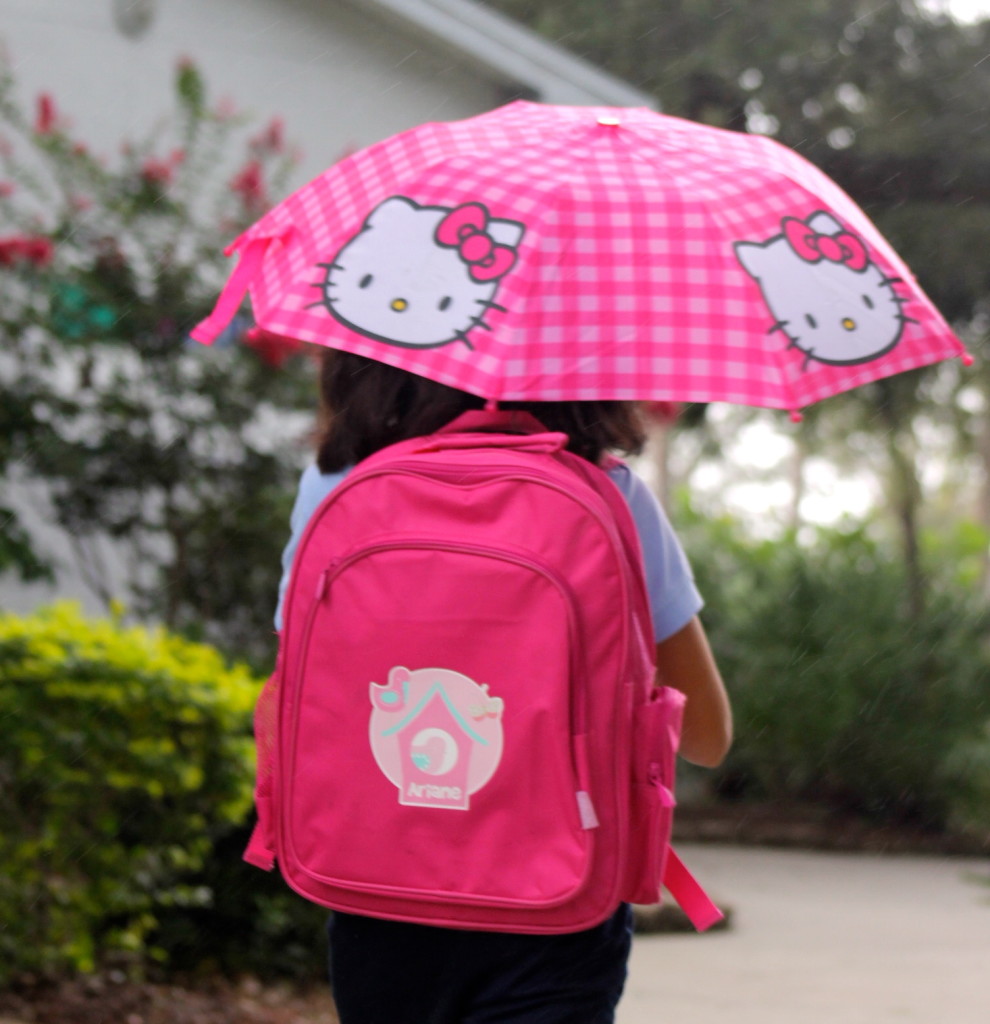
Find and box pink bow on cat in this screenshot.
[783,217,869,272]
[435,203,518,282]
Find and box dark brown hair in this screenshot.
[315,350,647,472]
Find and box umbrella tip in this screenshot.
[789,409,804,424]
[960,351,975,368]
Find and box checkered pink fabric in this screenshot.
[192,102,965,412]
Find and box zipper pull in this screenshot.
[314,569,330,602]
[649,762,676,808]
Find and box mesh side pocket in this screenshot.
[254,661,280,793]
[244,657,281,870]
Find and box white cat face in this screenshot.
[735,212,909,367]
[317,196,525,349]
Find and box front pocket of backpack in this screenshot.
[625,686,685,905]
[284,541,593,909]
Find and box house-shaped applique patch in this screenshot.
[369,668,504,811]
[383,683,487,809]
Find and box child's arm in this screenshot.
[656,616,732,768]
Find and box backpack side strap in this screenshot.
[662,848,725,931]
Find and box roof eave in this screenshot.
[342,0,658,109]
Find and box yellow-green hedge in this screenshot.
[0,603,262,981]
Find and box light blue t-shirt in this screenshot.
[274,460,702,642]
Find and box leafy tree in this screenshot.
[488,0,990,599]
[0,57,317,665]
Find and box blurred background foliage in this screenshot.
[0,603,327,985]
[677,505,990,835]
[0,57,317,669]
[488,0,990,603]
[1,0,989,987]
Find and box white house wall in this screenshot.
[0,0,652,619]
[0,0,507,187]
[0,0,512,617]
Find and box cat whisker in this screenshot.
[475,299,507,313]
[305,299,328,310]
[898,315,921,326]
[891,295,911,304]
[767,320,790,335]
[316,262,344,271]
[880,276,904,286]
[454,331,475,350]
[470,317,493,332]
[309,282,327,289]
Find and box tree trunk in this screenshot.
[650,421,671,509]
[977,403,990,598]
[881,411,926,622]
[788,430,806,532]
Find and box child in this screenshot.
[273,350,731,1024]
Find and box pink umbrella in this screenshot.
[192,101,970,416]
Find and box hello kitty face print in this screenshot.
[315,196,525,349]
[735,211,916,368]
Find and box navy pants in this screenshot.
[327,904,633,1024]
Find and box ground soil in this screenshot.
[3,804,986,1024]
[0,974,338,1024]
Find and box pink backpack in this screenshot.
[245,410,722,933]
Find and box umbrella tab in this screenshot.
[190,235,281,346]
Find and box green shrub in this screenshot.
[149,824,330,983]
[0,603,260,982]
[677,508,990,832]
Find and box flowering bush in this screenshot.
[0,603,261,981]
[0,56,318,663]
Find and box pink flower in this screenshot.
[0,234,54,267]
[243,326,302,368]
[644,401,682,426]
[250,116,285,155]
[22,236,54,265]
[230,159,268,211]
[139,149,184,188]
[141,156,174,186]
[35,93,58,134]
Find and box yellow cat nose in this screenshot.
[391,298,408,312]
[841,317,857,331]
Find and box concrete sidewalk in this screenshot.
[620,845,990,1024]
